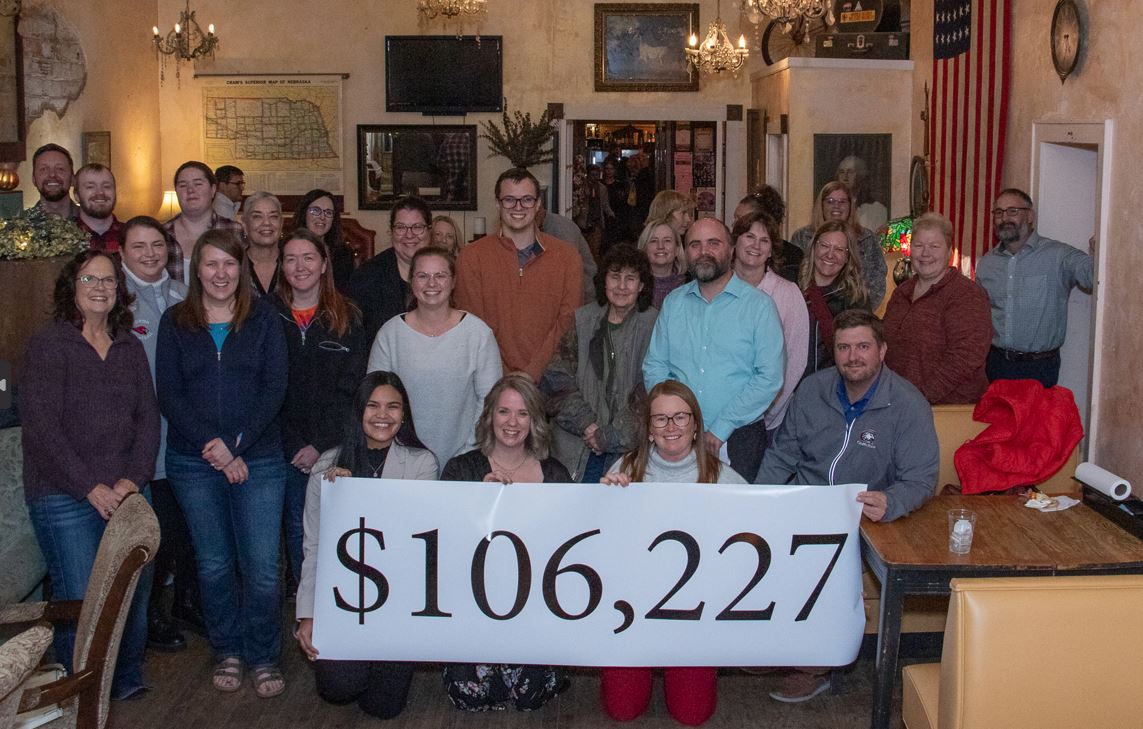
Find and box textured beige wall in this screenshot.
[154,0,753,237]
[15,0,162,218]
[751,59,913,233]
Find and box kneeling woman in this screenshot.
[294,371,438,719]
[440,373,570,711]
[600,380,745,726]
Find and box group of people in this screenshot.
[17,139,1093,723]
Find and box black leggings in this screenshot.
[315,659,415,720]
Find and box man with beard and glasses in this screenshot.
[27,143,79,220]
[643,217,785,479]
[74,163,123,252]
[755,308,937,703]
[976,188,1094,387]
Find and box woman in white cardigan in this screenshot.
[294,371,438,720]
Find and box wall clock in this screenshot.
[1050,0,1082,83]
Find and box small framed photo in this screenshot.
[81,131,111,167]
[594,3,699,92]
[357,124,477,211]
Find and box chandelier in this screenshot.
[743,0,832,25]
[685,0,748,76]
[417,0,487,21]
[151,0,218,85]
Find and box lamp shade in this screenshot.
[158,190,181,220]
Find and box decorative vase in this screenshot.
[0,255,69,381]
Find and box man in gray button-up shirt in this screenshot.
[976,188,1093,387]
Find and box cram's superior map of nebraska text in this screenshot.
[202,76,343,195]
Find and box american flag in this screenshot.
[930,0,1011,274]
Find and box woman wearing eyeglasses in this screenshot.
[788,181,887,308]
[273,228,368,594]
[347,195,433,342]
[292,189,355,293]
[21,250,160,701]
[599,379,744,726]
[368,246,502,466]
[800,220,871,380]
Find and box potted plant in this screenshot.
[0,206,88,378]
[479,107,555,169]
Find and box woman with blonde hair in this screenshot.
[799,220,871,379]
[636,217,687,308]
[646,189,695,239]
[789,181,886,307]
[438,373,569,712]
[430,214,463,256]
[599,379,744,725]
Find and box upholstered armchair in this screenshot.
[0,428,47,605]
[0,493,159,729]
[902,575,1143,729]
[0,624,53,729]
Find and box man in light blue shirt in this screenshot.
[643,217,785,479]
[976,188,1093,387]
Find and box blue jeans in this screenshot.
[29,489,153,699]
[166,450,286,668]
[284,465,309,586]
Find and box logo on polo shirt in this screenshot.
[858,429,877,449]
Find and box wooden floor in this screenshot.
[107,625,910,729]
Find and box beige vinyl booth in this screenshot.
[902,575,1143,729]
[862,405,1082,634]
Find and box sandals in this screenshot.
[253,665,286,699]
[212,657,243,693]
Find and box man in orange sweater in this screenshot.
[455,168,583,381]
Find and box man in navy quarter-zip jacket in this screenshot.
[755,308,938,523]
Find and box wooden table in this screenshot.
[860,494,1143,729]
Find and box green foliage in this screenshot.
[479,107,555,169]
[0,206,89,260]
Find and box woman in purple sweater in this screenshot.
[21,250,160,700]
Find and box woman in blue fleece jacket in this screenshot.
[156,229,289,698]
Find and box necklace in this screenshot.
[489,452,530,477]
[367,447,389,477]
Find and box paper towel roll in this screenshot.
[1075,462,1132,501]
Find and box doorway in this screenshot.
[1031,121,1114,459]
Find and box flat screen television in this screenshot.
[385,35,503,115]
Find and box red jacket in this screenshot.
[953,379,1083,494]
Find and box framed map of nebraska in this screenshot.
[202,75,344,195]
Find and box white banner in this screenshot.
[313,479,866,667]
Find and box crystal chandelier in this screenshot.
[416,0,487,21]
[685,0,749,76]
[151,0,218,85]
[743,0,832,25]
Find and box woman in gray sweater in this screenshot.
[541,245,657,482]
[368,246,501,466]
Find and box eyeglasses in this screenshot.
[498,195,538,209]
[392,223,428,236]
[76,274,117,289]
[650,411,693,429]
[223,179,245,188]
[991,206,1032,219]
[823,197,850,206]
[412,271,452,284]
[817,244,849,257]
[307,207,335,219]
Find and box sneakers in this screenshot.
[769,670,831,703]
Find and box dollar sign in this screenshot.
[334,517,389,625]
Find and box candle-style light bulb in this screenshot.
[208,24,215,34]
[689,33,698,47]
[153,26,160,37]
[738,35,746,49]
[174,23,181,34]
